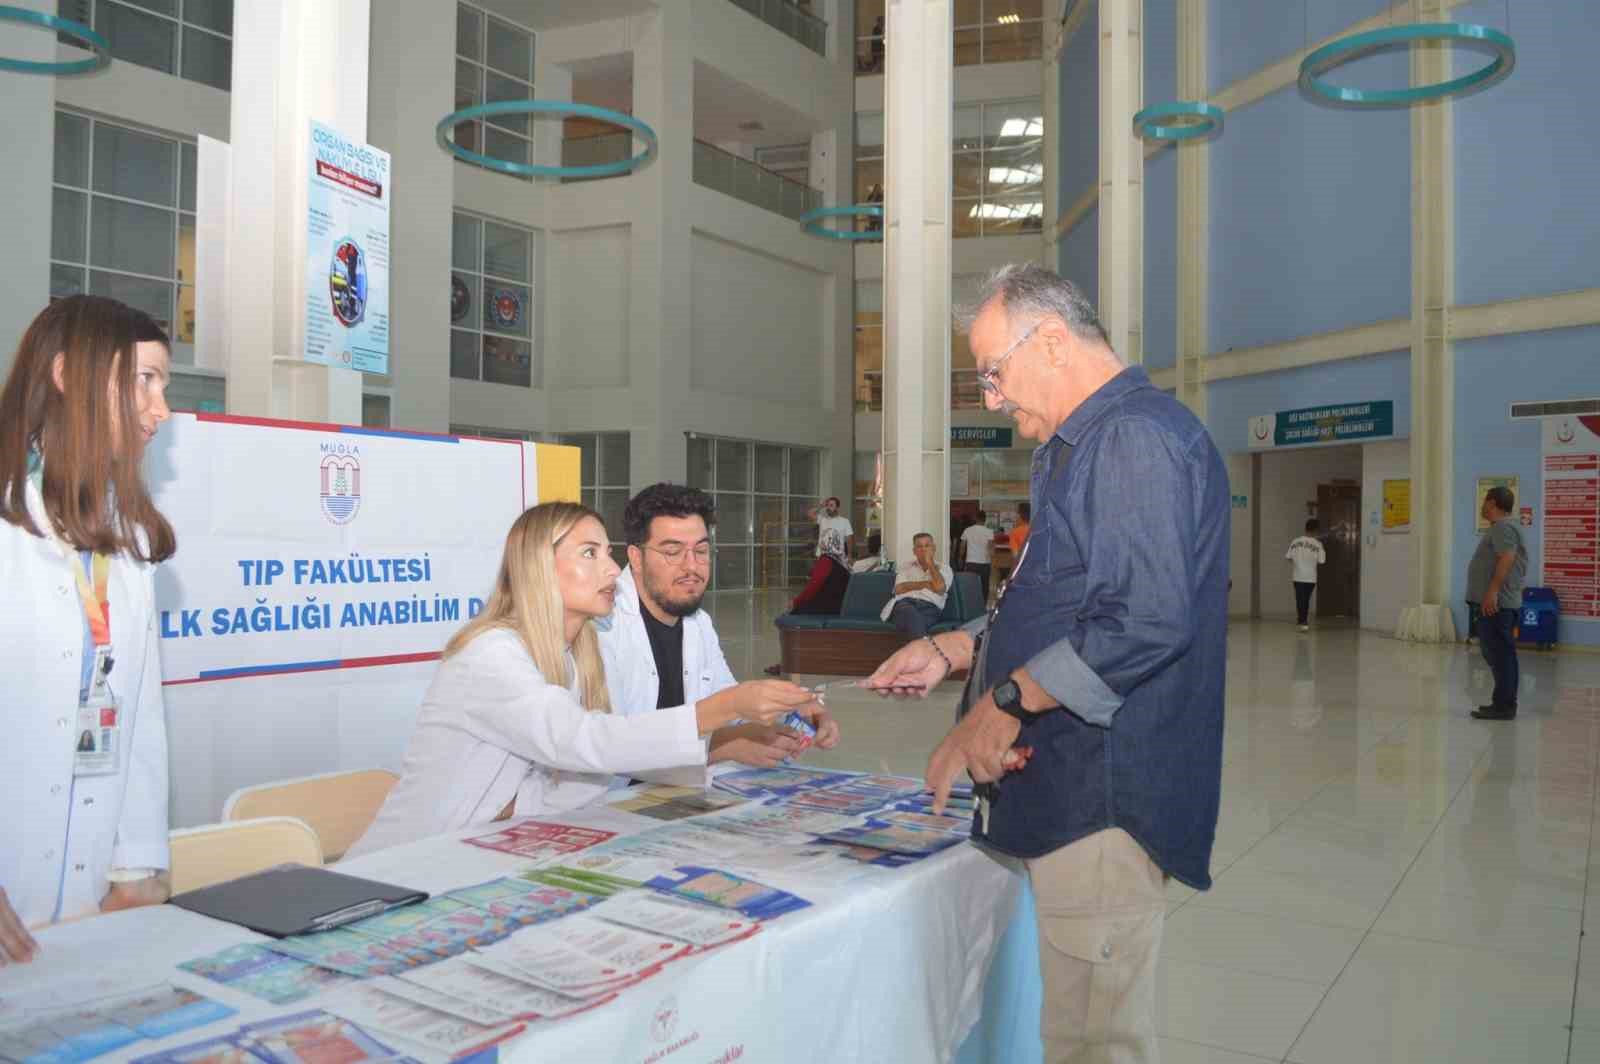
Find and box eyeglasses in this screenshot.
[645,543,712,566]
[975,320,1042,395]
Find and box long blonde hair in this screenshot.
[446,502,611,712]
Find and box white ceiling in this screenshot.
[691,62,820,147]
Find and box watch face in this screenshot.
[996,680,1022,710]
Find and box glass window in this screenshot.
[165,370,224,413]
[361,393,391,428]
[53,111,195,344]
[86,0,233,89]
[450,210,539,387]
[455,3,535,181]
[557,432,631,551]
[179,142,196,211]
[688,434,825,590]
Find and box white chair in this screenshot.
[168,816,323,894]
[222,768,399,862]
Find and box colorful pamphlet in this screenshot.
[462,820,617,861]
[443,876,597,927]
[265,928,431,978]
[0,984,238,1064]
[644,866,812,921]
[611,786,746,822]
[344,895,515,959]
[128,1033,264,1063]
[179,943,355,1006]
[783,788,892,815]
[879,810,972,834]
[235,1010,406,1064]
[711,767,857,799]
[521,866,642,899]
[819,819,968,857]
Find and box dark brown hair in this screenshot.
[0,295,176,562]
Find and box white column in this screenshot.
[881,0,952,562]
[223,0,368,423]
[1399,0,1457,642]
[368,0,455,433]
[1097,0,1142,363]
[1175,0,1206,417]
[630,9,695,486]
[0,0,54,373]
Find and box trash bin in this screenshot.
[1515,587,1560,650]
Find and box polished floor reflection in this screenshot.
[705,590,1600,1064]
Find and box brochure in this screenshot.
[878,810,972,834]
[589,891,759,949]
[235,1010,406,1064]
[611,786,746,822]
[442,876,596,927]
[644,866,812,921]
[344,896,515,959]
[711,767,857,799]
[396,957,608,1021]
[462,820,616,861]
[179,943,356,1006]
[265,928,431,978]
[819,819,968,857]
[128,1033,266,1063]
[325,983,523,1059]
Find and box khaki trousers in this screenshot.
[1025,828,1166,1064]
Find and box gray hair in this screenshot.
[957,263,1119,362]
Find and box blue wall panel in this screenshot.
[1204,349,1410,457]
[1208,83,1410,354]
[1145,148,1177,371]
[1146,0,1178,108]
[1451,327,1600,646]
[1058,15,1098,211]
[1454,1,1600,305]
[1208,0,1379,96]
[1060,206,1098,310]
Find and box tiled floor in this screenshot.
[705,590,1600,1064]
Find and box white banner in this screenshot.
[1541,416,1600,621]
[146,413,539,826]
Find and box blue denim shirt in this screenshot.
[965,366,1229,889]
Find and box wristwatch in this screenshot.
[991,678,1032,724]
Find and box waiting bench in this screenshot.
[774,569,985,677]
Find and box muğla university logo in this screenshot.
[319,442,362,525]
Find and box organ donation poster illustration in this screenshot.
[304,120,391,374]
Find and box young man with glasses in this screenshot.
[867,264,1229,1064]
[598,483,840,775]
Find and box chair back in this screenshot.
[168,816,323,895]
[222,769,398,862]
[839,569,897,619]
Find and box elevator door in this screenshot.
[1315,483,1361,619]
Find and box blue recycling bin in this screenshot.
[1516,587,1560,650]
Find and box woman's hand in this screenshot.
[697,680,822,733]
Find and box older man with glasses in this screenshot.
[599,483,840,777]
[866,264,1230,1063]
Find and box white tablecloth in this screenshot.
[2,801,1023,1063]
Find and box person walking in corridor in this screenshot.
[1467,486,1528,721]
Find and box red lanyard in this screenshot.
[73,552,112,647]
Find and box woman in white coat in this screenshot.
[349,502,820,856]
[0,296,176,962]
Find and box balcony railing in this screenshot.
[693,140,823,221]
[560,133,633,183]
[856,369,986,412]
[725,0,828,55]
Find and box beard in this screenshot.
[644,564,706,618]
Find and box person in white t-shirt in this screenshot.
[1285,519,1326,631]
[959,511,996,602]
[810,496,855,564]
[881,532,954,636]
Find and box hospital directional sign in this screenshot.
[951,427,1014,448]
[1248,400,1394,450]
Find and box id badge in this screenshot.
[74,647,120,778]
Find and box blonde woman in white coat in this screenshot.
[0,296,176,962]
[350,502,820,857]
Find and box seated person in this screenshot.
[851,532,888,573]
[349,502,819,856]
[600,483,839,776]
[880,532,953,636]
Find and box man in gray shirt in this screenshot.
[1466,485,1528,720]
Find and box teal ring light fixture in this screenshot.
[1299,22,1515,107]
[436,100,657,179]
[800,204,885,241]
[1132,101,1224,142]
[0,5,110,75]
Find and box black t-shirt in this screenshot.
[641,605,685,709]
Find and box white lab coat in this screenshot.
[0,479,169,928]
[596,568,739,787]
[348,626,707,857]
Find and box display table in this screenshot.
[2,796,1026,1063]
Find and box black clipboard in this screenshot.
[168,863,428,938]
